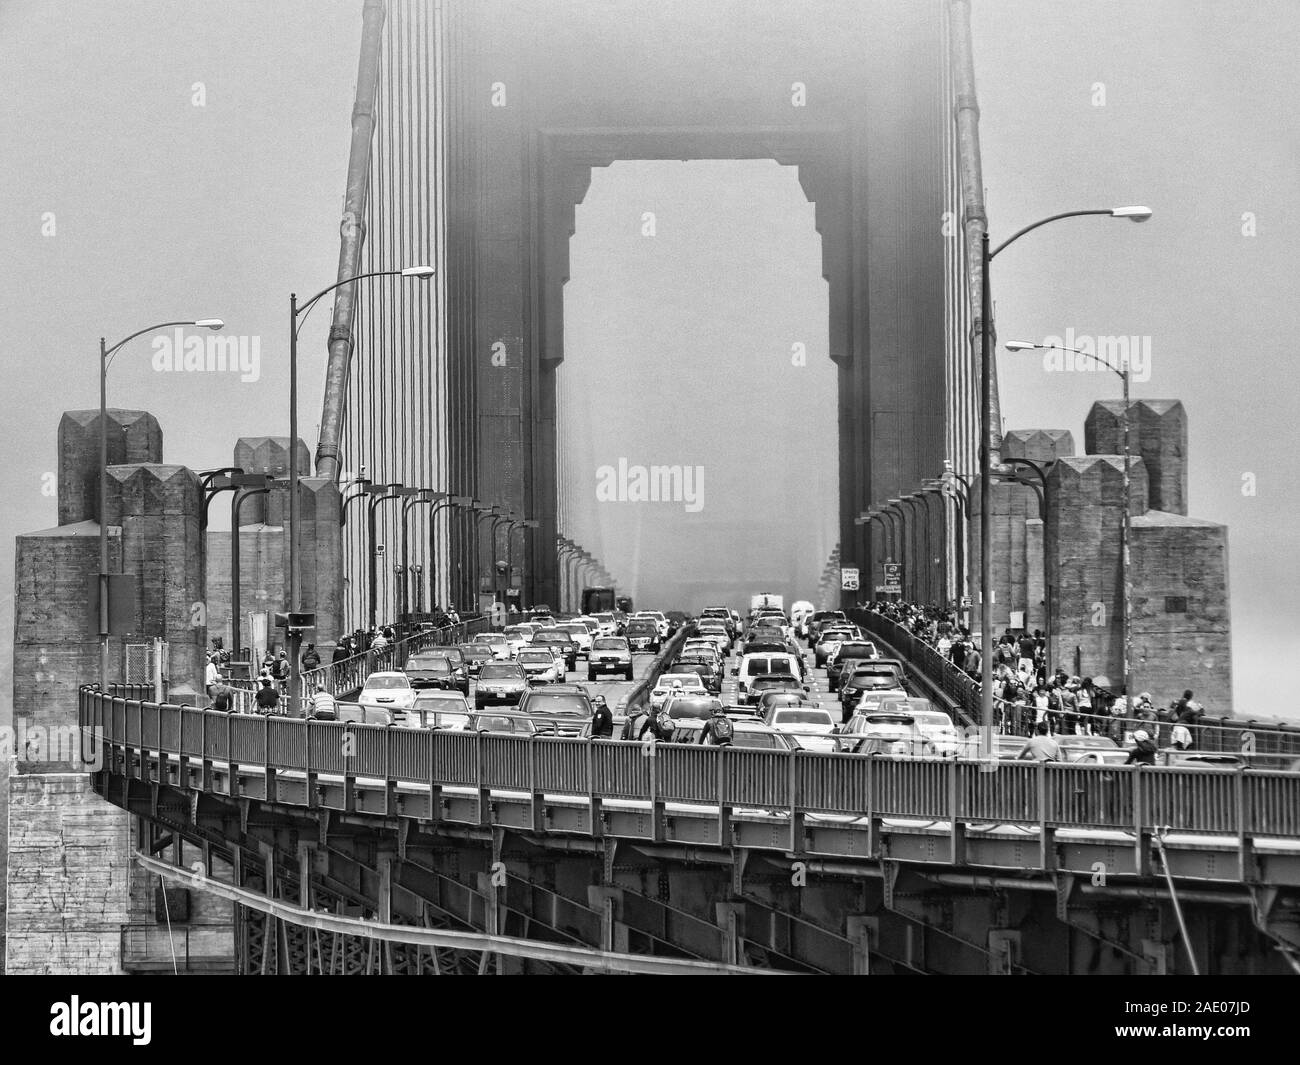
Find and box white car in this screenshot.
[649,673,707,711]
[557,622,594,657]
[766,705,839,752]
[517,647,563,684]
[501,624,536,655]
[358,671,417,711]
[683,637,725,661]
[590,612,619,637]
[402,691,472,730]
[472,633,513,660]
[909,709,968,758]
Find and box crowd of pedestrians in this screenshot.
[859,600,1207,748]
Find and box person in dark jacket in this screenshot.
[590,695,613,738]
[255,678,281,714]
[301,644,321,671]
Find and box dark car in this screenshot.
[474,661,529,709]
[838,664,907,719]
[754,690,821,718]
[469,710,537,736]
[403,652,469,695]
[531,631,578,671]
[807,610,848,642]
[831,655,902,693]
[744,674,807,706]
[625,620,661,654]
[659,693,724,742]
[458,644,495,678]
[516,688,594,736]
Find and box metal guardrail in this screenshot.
[219,615,491,715]
[80,687,1300,839]
[849,609,1300,757]
[624,625,694,712]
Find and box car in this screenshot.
[754,690,821,718]
[855,690,914,715]
[686,631,728,657]
[814,626,859,666]
[743,673,808,706]
[501,624,537,655]
[1157,750,1246,769]
[531,631,578,671]
[827,650,891,692]
[471,633,512,660]
[474,662,529,708]
[624,619,661,654]
[468,710,537,736]
[358,671,418,711]
[655,693,725,742]
[588,636,634,680]
[906,707,968,758]
[517,647,564,684]
[402,691,472,730]
[557,622,595,657]
[458,644,495,678]
[672,657,722,694]
[591,612,620,637]
[706,720,797,750]
[649,673,708,710]
[766,705,838,752]
[632,611,671,639]
[699,607,735,637]
[1058,735,1127,765]
[403,652,469,695]
[790,600,816,639]
[836,712,930,756]
[515,688,594,736]
[733,652,803,700]
[836,661,906,714]
[825,640,879,674]
[807,610,848,642]
[336,703,396,726]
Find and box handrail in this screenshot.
[80,686,1300,840]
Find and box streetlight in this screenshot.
[288,265,433,713]
[97,317,224,686]
[978,206,1150,751]
[366,483,411,629]
[1006,338,1135,712]
[401,488,441,628]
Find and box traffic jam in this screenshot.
[332,593,1011,758]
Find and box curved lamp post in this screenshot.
[978,206,1151,749]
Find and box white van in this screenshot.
[733,652,803,697]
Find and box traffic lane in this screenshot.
[467,651,653,712]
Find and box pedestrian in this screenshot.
[301,643,321,671]
[331,641,350,664]
[1126,729,1158,765]
[590,694,613,738]
[309,683,338,720]
[1017,631,1036,679]
[210,681,235,713]
[698,704,735,746]
[1058,680,1079,735]
[255,677,281,715]
[1016,721,1062,762]
[204,654,221,698]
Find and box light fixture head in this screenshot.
[400,265,436,279]
[1110,205,1152,222]
[1004,340,1039,351]
[195,318,225,330]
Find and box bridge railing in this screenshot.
[849,609,1300,758]
[81,687,1300,839]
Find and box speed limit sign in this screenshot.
[840,567,860,591]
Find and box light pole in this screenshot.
[366,483,409,629]
[978,205,1150,750]
[98,318,224,687]
[221,473,274,662]
[401,488,440,629]
[470,502,497,613]
[429,495,473,611]
[1007,339,1135,711]
[288,265,433,713]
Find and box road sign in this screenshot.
[960,595,972,608]
[840,567,860,591]
[874,585,889,593]
[883,563,902,579]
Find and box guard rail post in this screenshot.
[865,755,881,857]
[586,739,602,838]
[717,746,731,847]
[343,725,356,814]
[428,729,442,826]
[948,757,965,865]
[227,711,237,798]
[475,730,490,827]
[304,718,317,810]
[649,736,664,843]
[384,724,396,817]
[788,748,804,855]
[1132,767,1150,876]
[529,736,544,833]
[264,713,275,800]
[1037,761,1055,870]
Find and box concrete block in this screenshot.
[1085,400,1187,515]
[57,409,162,526]
[233,436,310,526]
[1002,429,1075,464]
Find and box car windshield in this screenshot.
[1062,736,1118,749]
[773,710,834,726]
[523,694,590,715]
[475,714,529,732]
[627,622,656,633]
[592,638,627,650]
[752,676,798,689]
[462,648,492,660]
[475,634,505,644]
[504,626,531,637]
[415,694,467,708]
[364,676,409,689]
[836,644,876,657]
[407,657,451,671]
[519,651,554,664]
[479,664,524,680]
[867,714,915,726]
[559,624,585,634]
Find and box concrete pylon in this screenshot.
[57,409,162,526]
[234,436,311,526]
[1085,400,1187,516]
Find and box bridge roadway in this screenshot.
[85,629,1300,973]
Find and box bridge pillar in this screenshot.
[846,914,878,975]
[715,901,746,967]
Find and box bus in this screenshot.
[581,587,617,614]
